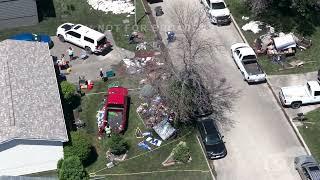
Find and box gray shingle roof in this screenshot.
[0,40,68,144]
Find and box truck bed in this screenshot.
[281,85,311,99]
[107,110,123,129]
[242,60,263,75]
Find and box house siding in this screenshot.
[0,139,63,176]
[0,0,38,30]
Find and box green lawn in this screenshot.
[226,0,320,75]
[298,108,320,161]
[0,0,154,51]
[78,73,211,180]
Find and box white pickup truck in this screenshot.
[231,43,266,83]
[279,81,320,109]
[200,0,231,25]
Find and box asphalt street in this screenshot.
[149,0,306,179]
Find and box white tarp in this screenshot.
[273,34,296,50]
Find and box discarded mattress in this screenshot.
[153,120,176,140]
[273,34,296,51]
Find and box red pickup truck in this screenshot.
[99,87,129,135]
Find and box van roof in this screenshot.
[73,24,105,40]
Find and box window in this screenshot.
[211,2,226,9]
[84,36,94,43]
[66,31,81,39]
[235,50,240,55]
[242,55,256,60]
[307,83,312,94]
[74,25,82,30]
[315,91,320,96]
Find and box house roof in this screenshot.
[0,40,68,144]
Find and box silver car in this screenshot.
[294,155,320,180]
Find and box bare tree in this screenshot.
[157,1,237,127]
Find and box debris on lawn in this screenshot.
[146,136,162,146]
[153,119,176,140]
[136,95,171,127]
[242,21,263,34]
[138,141,152,151]
[241,16,249,20]
[122,51,163,74]
[106,150,128,162]
[140,84,156,99]
[87,0,135,14]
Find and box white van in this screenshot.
[56,23,112,54]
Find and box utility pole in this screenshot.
[134,0,137,25]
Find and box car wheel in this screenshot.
[58,35,65,42]
[85,47,92,54]
[291,102,302,109]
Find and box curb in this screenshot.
[196,135,216,180]
[230,14,311,155]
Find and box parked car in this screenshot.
[197,119,227,160]
[9,33,54,48]
[279,81,320,109]
[294,155,320,180]
[231,43,266,84]
[99,87,129,135]
[200,0,231,25]
[56,23,112,54]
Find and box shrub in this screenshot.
[59,156,88,180]
[64,131,92,164]
[61,81,76,101]
[172,141,190,163]
[108,134,129,155]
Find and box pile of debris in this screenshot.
[136,95,175,128]
[253,33,312,56]
[87,0,135,14]
[122,51,163,74]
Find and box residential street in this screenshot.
[149,0,306,179]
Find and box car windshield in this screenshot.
[212,2,226,9]
[206,134,221,145]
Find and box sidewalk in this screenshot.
[267,71,320,119]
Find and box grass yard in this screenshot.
[298,108,320,161]
[226,0,320,75]
[78,74,211,180]
[0,0,154,51]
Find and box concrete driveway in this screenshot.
[49,31,134,83]
[268,71,320,119]
[149,0,306,179]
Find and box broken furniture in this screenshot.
[297,37,312,50]
[273,34,297,55]
[155,6,164,16]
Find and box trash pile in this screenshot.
[254,32,312,56]
[96,107,105,129]
[242,21,263,34]
[122,51,163,74]
[87,0,135,14]
[136,95,175,128]
[137,131,164,151]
